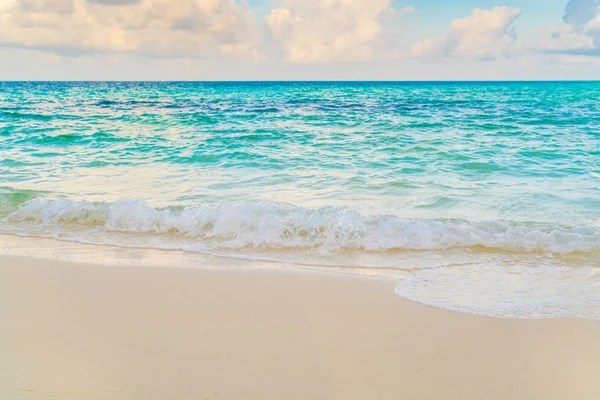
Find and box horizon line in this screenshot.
[2,79,600,83]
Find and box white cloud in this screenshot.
[411,7,521,59]
[395,6,416,16]
[541,0,600,57]
[543,24,595,51]
[588,13,600,31]
[0,0,262,59]
[265,0,397,63]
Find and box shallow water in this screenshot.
[1,81,599,318]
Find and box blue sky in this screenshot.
[0,0,599,80]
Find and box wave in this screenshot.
[1,194,599,255]
[0,110,53,121]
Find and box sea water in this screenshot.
[1,81,599,318]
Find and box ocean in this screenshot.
[1,81,599,318]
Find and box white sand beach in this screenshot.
[1,254,600,400]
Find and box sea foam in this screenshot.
[3,196,600,255]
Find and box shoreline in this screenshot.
[2,232,599,320]
[2,254,600,399]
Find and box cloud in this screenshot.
[265,0,397,63]
[87,0,140,4]
[545,24,595,51]
[541,0,600,57]
[541,22,599,56]
[589,13,600,31]
[563,0,600,26]
[395,6,416,16]
[0,0,262,59]
[18,0,73,13]
[411,7,521,60]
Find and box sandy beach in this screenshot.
[1,254,599,400]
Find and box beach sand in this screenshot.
[1,254,600,400]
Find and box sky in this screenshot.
[0,0,599,80]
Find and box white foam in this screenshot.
[395,263,600,319]
[4,197,600,255]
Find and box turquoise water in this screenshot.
[1,81,599,318]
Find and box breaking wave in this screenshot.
[2,195,599,255]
